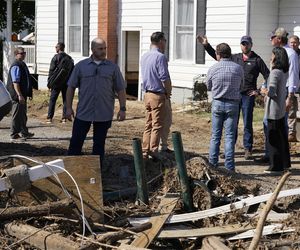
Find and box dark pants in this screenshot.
[267,117,291,171]
[10,101,29,137]
[0,101,12,122]
[238,94,255,151]
[68,118,112,166]
[47,87,67,119]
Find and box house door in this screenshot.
[125,31,140,97]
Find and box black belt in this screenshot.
[146,90,164,94]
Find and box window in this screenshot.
[68,0,82,53]
[162,0,206,64]
[174,0,194,61]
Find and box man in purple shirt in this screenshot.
[140,32,172,159]
[206,43,244,171]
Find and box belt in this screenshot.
[146,90,164,94]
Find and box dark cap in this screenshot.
[240,35,252,44]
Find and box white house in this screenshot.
[6,0,300,104]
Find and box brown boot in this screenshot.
[288,133,297,142]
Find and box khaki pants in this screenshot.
[160,98,172,150]
[142,92,166,155]
[288,95,298,135]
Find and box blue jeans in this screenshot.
[209,99,240,171]
[240,94,255,151]
[68,118,112,166]
[263,117,269,158]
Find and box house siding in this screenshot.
[119,0,249,103]
[36,0,98,89]
[279,0,300,37]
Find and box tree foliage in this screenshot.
[0,1,35,34]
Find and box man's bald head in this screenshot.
[91,38,107,60]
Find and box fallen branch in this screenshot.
[97,222,152,244]
[249,172,291,250]
[4,222,86,250]
[0,198,75,220]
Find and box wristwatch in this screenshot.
[120,106,126,112]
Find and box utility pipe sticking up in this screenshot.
[132,138,149,205]
[172,131,194,212]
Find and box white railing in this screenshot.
[22,44,35,73]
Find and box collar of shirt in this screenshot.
[220,58,231,61]
[87,56,109,65]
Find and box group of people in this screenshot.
[200,27,300,173]
[1,28,299,174]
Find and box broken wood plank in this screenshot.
[4,222,87,250]
[130,197,178,248]
[158,223,254,238]
[129,187,300,225]
[13,155,103,222]
[227,224,295,241]
[248,211,290,222]
[0,198,74,220]
[201,236,231,250]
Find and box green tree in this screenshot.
[0,1,35,34]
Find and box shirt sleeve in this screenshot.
[10,66,21,83]
[157,55,170,82]
[113,65,126,92]
[288,52,300,93]
[268,70,279,98]
[206,68,212,91]
[258,57,270,81]
[67,63,80,88]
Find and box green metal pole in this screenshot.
[132,138,149,205]
[172,131,194,212]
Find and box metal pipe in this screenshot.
[132,138,149,205]
[172,131,194,212]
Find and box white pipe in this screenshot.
[6,0,12,41]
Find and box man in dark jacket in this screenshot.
[46,42,73,123]
[6,47,34,141]
[197,35,270,160]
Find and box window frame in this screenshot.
[171,0,198,63]
[66,0,83,55]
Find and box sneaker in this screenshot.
[61,118,67,123]
[21,132,34,139]
[254,156,269,164]
[288,134,297,142]
[264,168,283,174]
[46,118,52,124]
[10,134,22,141]
[244,149,252,160]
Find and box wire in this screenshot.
[1,154,95,246]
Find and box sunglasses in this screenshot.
[17,52,26,55]
[241,42,250,46]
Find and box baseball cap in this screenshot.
[240,36,252,44]
[270,27,289,39]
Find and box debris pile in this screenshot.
[1,156,300,249]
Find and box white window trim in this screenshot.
[65,0,83,55]
[170,0,198,64]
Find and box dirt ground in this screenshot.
[1,90,300,191]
